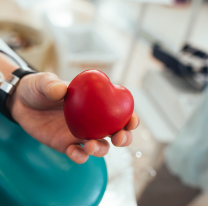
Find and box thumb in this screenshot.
[36,72,68,101]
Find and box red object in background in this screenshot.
[64,70,134,140]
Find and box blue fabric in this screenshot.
[166,89,208,191]
[0,114,107,206]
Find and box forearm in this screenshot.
[0,53,19,82]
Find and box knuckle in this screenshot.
[40,72,60,91]
[42,72,58,80]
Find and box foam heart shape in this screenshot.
[64,70,134,140]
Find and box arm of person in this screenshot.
[0,41,139,164]
[0,53,19,80]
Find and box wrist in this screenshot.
[0,53,19,81]
[0,67,36,123]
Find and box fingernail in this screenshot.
[119,134,127,146]
[91,144,99,154]
[133,119,139,129]
[48,82,63,92]
[71,149,80,157]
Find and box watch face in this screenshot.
[0,71,4,83]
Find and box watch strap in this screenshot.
[0,89,14,122]
[13,67,36,78]
[0,68,36,123]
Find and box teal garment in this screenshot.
[166,89,208,191]
[0,114,107,206]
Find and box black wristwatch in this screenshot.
[0,67,36,123]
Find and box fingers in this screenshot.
[66,145,89,164]
[110,112,139,148]
[111,130,133,147]
[65,139,110,163]
[66,111,139,163]
[125,111,140,130]
[36,72,68,101]
[84,139,110,157]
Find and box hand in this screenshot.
[7,72,140,164]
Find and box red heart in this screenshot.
[64,70,134,140]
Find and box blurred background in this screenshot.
[1,0,208,205]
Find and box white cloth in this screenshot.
[99,140,137,206]
[0,39,27,67]
[0,71,4,83]
[166,89,208,191]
